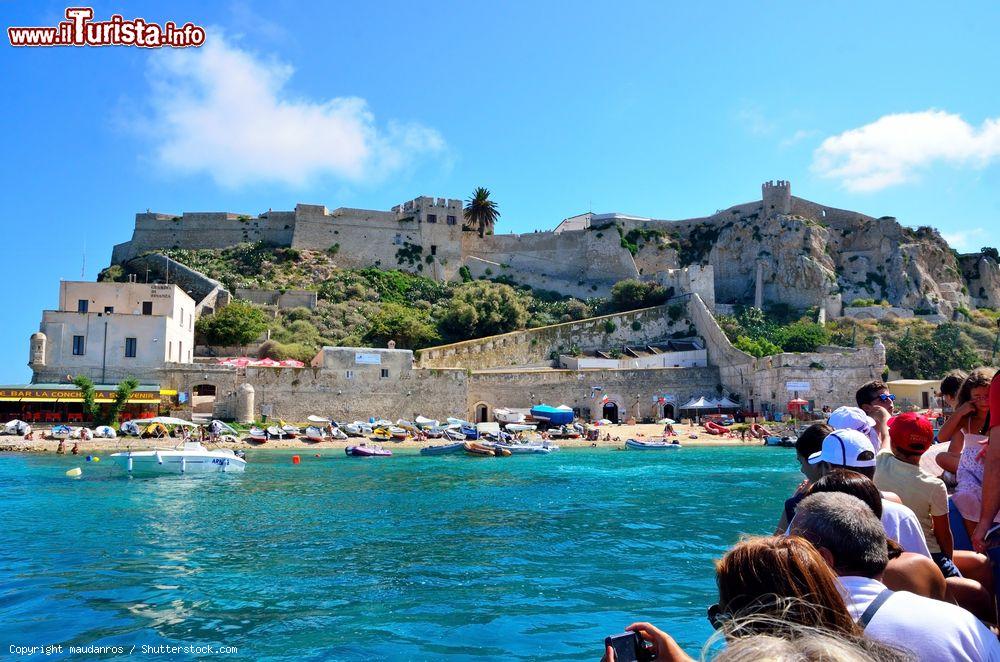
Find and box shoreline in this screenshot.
[0,423,767,453]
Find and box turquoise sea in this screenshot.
[1,447,800,660]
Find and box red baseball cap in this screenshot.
[888,412,934,454]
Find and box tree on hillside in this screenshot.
[886,323,980,379]
[195,301,270,348]
[441,281,528,338]
[464,187,500,238]
[776,321,830,353]
[609,279,672,312]
[363,302,440,349]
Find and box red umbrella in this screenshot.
[788,398,808,410]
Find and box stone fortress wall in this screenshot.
[108,181,999,319]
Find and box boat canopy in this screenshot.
[530,404,575,425]
[145,416,199,427]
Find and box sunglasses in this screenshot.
[876,394,895,403]
[707,603,730,630]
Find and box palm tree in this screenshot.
[464,187,500,238]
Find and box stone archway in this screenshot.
[473,402,490,423]
[662,403,676,420]
[602,402,620,423]
[593,393,626,423]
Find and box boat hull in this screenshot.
[110,451,247,475]
[419,441,466,455]
[625,439,682,451]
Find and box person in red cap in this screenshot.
[875,412,995,621]
[973,372,1000,552]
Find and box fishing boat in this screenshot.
[370,428,393,441]
[415,415,439,429]
[625,438,683,451]
[419,441,466,455]
[248,426,269,442]
[464,441,497,457]
[346,443,392,457]
[505,423,536,432]
[110,440,247,475]
[50,424,72,440]
[303,426,327,442]
[549,426,581,439]
[493,407,526,424]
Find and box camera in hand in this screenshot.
[604,632,654,662]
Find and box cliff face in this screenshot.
[629,207,989,317]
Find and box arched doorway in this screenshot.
[662,403,676,420]
[602,402,620,423]
[475,403,489,423]
[191,384,217,416]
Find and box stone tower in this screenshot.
[762,180,792,217]
[28,332,46,369]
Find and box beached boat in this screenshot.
[370,428,393,441]
[330,426,348,440]
[281,424,300,438]
[307,415,330,425]
[3,419,31,436]
[494,407,526,424]
[464,441,497,457]
[303,426,327,442]
[110,440,247,475]
[446,417,470,427]
[50,424,72,440]
[372,418,392,428]
[424,427,445,439]
[266,425,284,439]
[419,441,466,455]
[549,426,581,439]
[625,438,682,451]
[342,422,364,437]
[346,443,392,457]
[505,423,536,432]
[444,428,466,442]
[530,404,574,426]
[460,424,479,440]
[415,415,439,429]
[395,419,419,433]
[248,426,268,442]
[387,426,409,440]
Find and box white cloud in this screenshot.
[140,34,445,187]
[779,129,818,149]
[942,227,987,253]
[812,110,1000,192]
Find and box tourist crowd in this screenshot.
[606,369,1000,661]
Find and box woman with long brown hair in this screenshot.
[941,367,996,534]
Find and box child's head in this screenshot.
[888,412,934,464]
[958,367,997,415]
[939,370,967,409]
[795,423,831,481]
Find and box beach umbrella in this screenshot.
[657,418,676,425]
[788,398,808,411]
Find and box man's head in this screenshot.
[855,380,894,416]
[809,429,877,480]
[888,412,934,464]
[795,423,832,481]
[789,492,888,579]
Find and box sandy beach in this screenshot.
[0,422,764,453]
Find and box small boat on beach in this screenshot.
[303,426,327,442]
[464,441,500,457]
[419,441,466,455]
[625,438,682,451]
[370,428,393,441]
[460,424,479,440]
[50,425,72,440]
[281,423,300,438]
[346,443,392,457]
[248,426,268,442]
[494,407,526,424]
[330,426,348,440]
[110,440,247,475]
[387,426,409,440]
[424,427,445,439]
[266,425,284,439]
[444,428,466,442]
[505,423,536,432]
[307,415,330,425]
[415,415,439,429]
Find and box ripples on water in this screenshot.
[1,447,800,660]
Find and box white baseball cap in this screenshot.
[827,406,880,449]
[808,428,877,468]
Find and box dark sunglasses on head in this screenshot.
[877,393,895,402]
[707,603,730,630]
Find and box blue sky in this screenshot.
[2,1,999,383]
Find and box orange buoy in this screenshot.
[292,455,300,464]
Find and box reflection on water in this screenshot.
[1,447,799,660]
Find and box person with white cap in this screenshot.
[808,428,931,557]
[827,405,886,453]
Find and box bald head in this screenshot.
[789,492,888,578]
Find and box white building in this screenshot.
[29,281,196,383]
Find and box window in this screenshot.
[346,370,354,380]
[430,245,437,256]
[446,215,457,225]
[380,368,389,379]
[168,341,172,361]
[426,213,437,224]
[142,301,153,315]
[104,306,114,314]
[72,335,85,355]
[189,317,192,331]
[124,337,137,358]
[178,342,183,362]
[180,308,185,327]
[77,299,88,313]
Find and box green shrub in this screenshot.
[631,320,642,331]
[196,301,269,347]
[603,320,617,334]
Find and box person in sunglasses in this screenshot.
[791,492,1000,662]
[604,536,897,662]
[856,380,895,451]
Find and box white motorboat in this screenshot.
[625,438,682,451]
[330,426,348,440]
[248,426,268,442]
[307,414,331,425]
[303,425,327,442]
[110,440,247,475]
[494,408,526,424]
[505,423,537,432]
[493,442,552,455]
[415,416,439,429]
